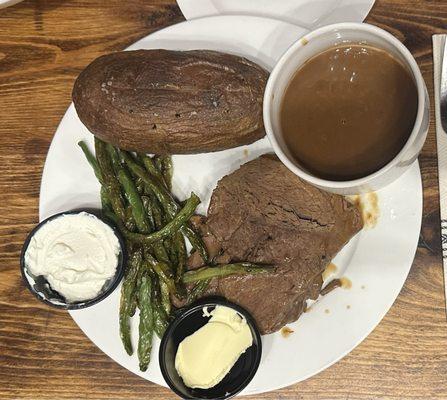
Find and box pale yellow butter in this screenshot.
[175,305,253,389]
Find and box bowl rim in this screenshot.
[263,21,427,190]
[20,208,126,310]
[159,297,263,400]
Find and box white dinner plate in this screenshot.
[177,0,376,29]
[0,0,23,9]
[39,16,422,395]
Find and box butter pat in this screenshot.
[175,305,253,389]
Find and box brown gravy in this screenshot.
[280,44,418,181]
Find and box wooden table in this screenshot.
[1,1,446,398]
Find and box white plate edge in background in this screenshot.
[176,0,376,29]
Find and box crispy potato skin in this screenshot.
[72,50,269,154]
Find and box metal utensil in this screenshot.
[441,38,447,133]
[433,34,447,317]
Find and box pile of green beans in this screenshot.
[78,138,271,372]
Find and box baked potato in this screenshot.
[72,50,269,154]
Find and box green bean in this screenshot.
[105,214,168,271]
[80,140,118,218]
[141,195,152,212]
[145,242,171,268]
[152,278,169,338]
[100,187,112,213]
[128,249,141,318]
[124,206,137,232]
[154,156,163,175]
[171,231,187,297]
[105,213,162,276]
[151,154,173,191]
[119,248,142,355]
[123,153,168,235]
[135,257,147,307]
[146,253,187,298]
[104,212,159,276]
[117,168,151,233]
[159,216,177,266]
[106,145,151,234]
[78,141,103,184]
[103,210,119,226]
[160,280,171,316]
[165,237,178,267]
[141,196,156,232]
[105,143,123,170]
[181,224,208,263]
[187,278,211,304]
[174,231,187,281]
[129,296,138,318]
[153,305,169,338]
[78,140,112,216]
[123,193,200,245]
[152,193,205,266]
[135,177,145,194]
[139,153,166,187]
[160,155,173,191]
[137,271,154,372]
[182,263,273,284]
[120,150,176,212]
[163,270,185,300]
[94,138,126,222]
[145,259,176,294]
[120,150,208,262]
[141,191,173,266]
[143,185,164,231]
[150,198,164,230]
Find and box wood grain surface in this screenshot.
[1,1,446,399]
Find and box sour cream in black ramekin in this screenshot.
[21,210,126,309]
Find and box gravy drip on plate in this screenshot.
[280,44,418,181]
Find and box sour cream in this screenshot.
[24,212,121,302]
[175,305,253,389]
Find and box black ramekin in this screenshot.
[159,297,262,400]
[20,208,126,310]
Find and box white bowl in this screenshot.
[263,22,429,195]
